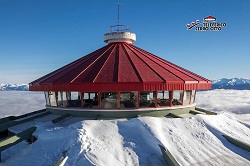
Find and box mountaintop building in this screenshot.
[29,23,211,118]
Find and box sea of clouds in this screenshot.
[196,89,250,123]
[0,91,45,118]
[196,89,250,114]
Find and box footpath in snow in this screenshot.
[2,113,250,166]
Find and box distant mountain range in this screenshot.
[1,78,250,91]
[212,78,250,90]
[0,83,29,91]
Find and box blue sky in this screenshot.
[0,0,249,84]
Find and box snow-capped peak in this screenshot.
[0,83,29,91]
[212,78,250,90]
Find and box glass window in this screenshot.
[57,92,67,107]
[120,92,138,108]
[172,90,183,106]
[101,92,117,109]
[48,91,57,106]
[190,90,196,104]
[157,91,170,107]
[44,92,50,106]
[183,90,192,105]
[67,92,81,107]
[83,92,99,108]
[139,91,155,108]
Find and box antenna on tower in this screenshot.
[109,1,130,33]
[117,2,120,31]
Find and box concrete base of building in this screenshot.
[47,104,196,118]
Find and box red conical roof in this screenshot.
[29,42,211,91]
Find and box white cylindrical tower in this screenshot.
[104,25,136,44]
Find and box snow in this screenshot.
[0,90,250,165]
[2,114,250,165]
[141,114,250,165]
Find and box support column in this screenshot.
[44,91,50,106]
[154,91,158,108]
[181,90,184,106]
[117,92,120,109]
[98,92,101,109]
[66,92,69,107]
[169,91,173,107]
[80,92,84,108]
[55,92,58,107]
[189,90,192,104]
[194,90,197,103]
[136,91,140,108]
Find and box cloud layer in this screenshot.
[196,89,250,114]
[0,91,45,118]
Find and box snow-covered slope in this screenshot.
[3,114,250,166]
[212,78,250,90]
[0,83,28,91]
